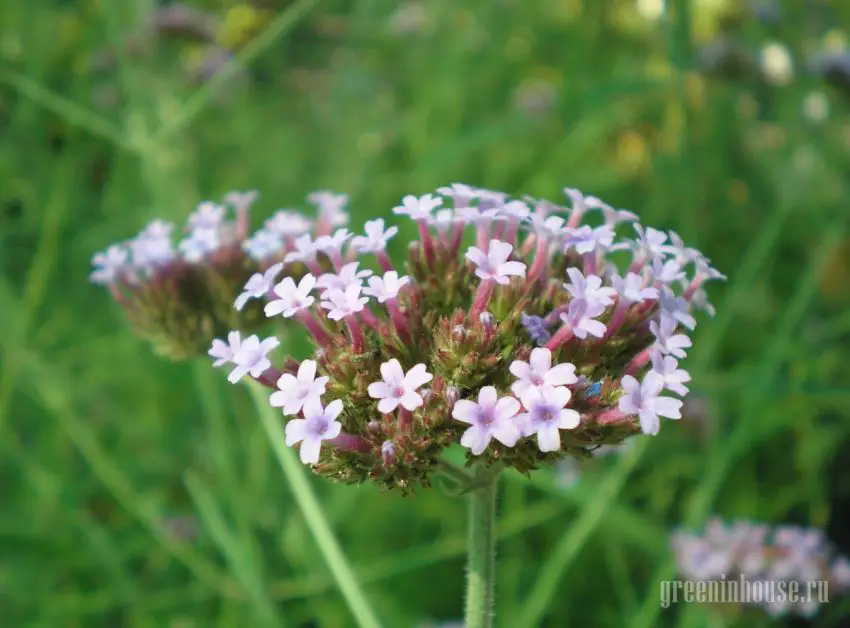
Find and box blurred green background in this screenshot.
[3,0,850,626]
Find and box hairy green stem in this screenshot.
[465,466,500,628]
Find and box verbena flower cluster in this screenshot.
[92,184,724,492]
[672,517,850,618]
[89,190,349,359]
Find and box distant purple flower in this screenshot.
[285,399,344,464]
[618,371,682,435]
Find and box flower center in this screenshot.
[393,385,406,398]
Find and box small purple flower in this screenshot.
[209,331,242,367]
[351,219,398,253]
[650,313,692,359]
[90,244,130,284]
[265,274,317,318]
[228,335,280,384]
[516,386,580,452]
[367,359,432,413]
[520,313,551,345]
[466,240,527,285]
[452,386,522,454]
[235,262,284,311]
[650,351,691,396]
[285,398,344,464]
[270,359,329,416]
[509,348,577,398]
[320,285,369,320]
[618,371,682,435]
[393,193,442,220]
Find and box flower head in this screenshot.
[285,399,344,464]
[564,268,616,309]
[265,274,316,318]
[618,371,682,435]
[452,387,522,454]
[351,219,398,253]
[228,335,280,384]
[363,271,410,303]
[466,240,527,284]
[393,193,442,220]
[367,360,432,413]
[516,387,580,452]
[90,245,130,284]
[270,359,329,415]
[209,331,242,367]
[235,263,283,311]
[509,348,577,398]
[320,285,369,320]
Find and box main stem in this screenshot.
[465,466,500,628]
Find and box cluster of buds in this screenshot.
[672,517,850,618]
[89,190,350,359]
[197,184,724,491]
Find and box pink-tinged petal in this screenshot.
[493,396,520,421]
[227,364,249,384]
[301,398,324,420]
[324,400,344,421]
[283,400,304,416]
[227,330,241,348]
[465,247,489,267]
[377,397,400,414]
[452,400,477,423]
[324,420,342,440]
[487,240,513,265]
[264,300,285,317]
[284,418,308,445]
[499,261,527,277]
[380,359,404,385]
[519,388,543,411]
[312,376,330,393]
[269,390,288,408]
[642,371,665,397]
[298,360,317,384]
[491,420,521,447]
[638,409,660,435]
[299,274,317,293]
[400,391,424,411]
[529,348,552,373]
[260,337,280,353]
[514,412,533,437]
[493,274,511,285]
[557,409,581,430]
[620,375,639,394]
[536,425,561,452]
[299,436,322,464]
[277,373,298,394]
[583,319,607,338]
[543,386,572,409]
[404,364,433,389]
[477,386,498,408]
[545,363,577,387]
[653,397,682,419]
[510,381,532,399]
[368,382,392,399]
[509,360,532,380]
[618,395,639,415]
[249,359,270,378]
[461,425,491,455]
[474,268,494,281]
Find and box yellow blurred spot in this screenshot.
[760,42,794,85]
[547,0,582,25]
[659,101,684,153]
[728,180,749,205]
[819,239,850,304]
[822,29,847,53]
[685,71,706,111]
[218,3,268,50]
[758,123,786,150]
[645,54,673,79]
[616,131,650,177]
[636,0,664,20]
